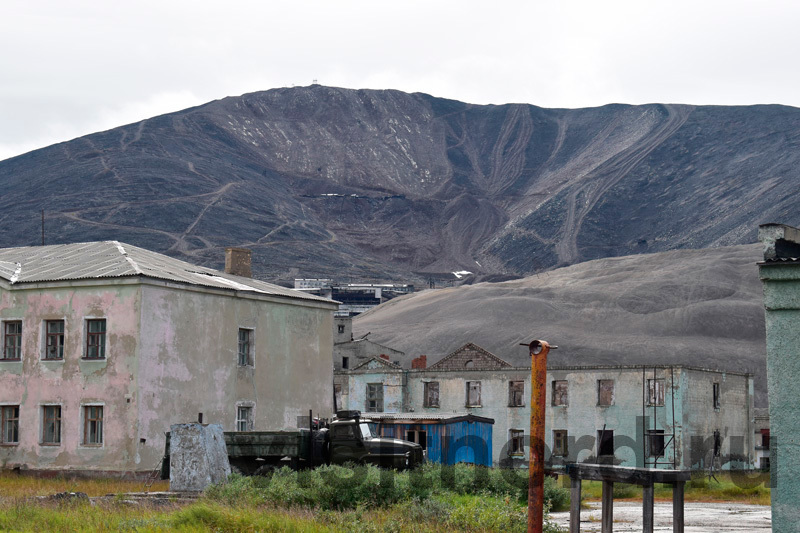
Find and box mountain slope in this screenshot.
[354,244,768,405]
[0,86,798,281]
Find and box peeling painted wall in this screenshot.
[0,281,142,473]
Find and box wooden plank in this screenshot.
[566,463,690,485]
[642,483,654,533]
[570,477,581,533]
[601,480,613,533]
[673,481,685,533]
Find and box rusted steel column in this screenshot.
[524,339,556,533]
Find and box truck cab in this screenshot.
[329,411,423,469]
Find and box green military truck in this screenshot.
[161,410,424,478]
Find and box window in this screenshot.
[647,430,665,457]
[553,430,568,457]
[85,319,106,359]
[42,405,61,445]
[1,405,19,445]
[598,380,614,406]
[83,405,103,445]
[761,429,770,449]
[508,381,525,407]
[466,381,481,407]
[334,384,342,412]
[238,328,253,366]
[406,430,427,449]
[647,379,665,406]
[713,382,721,409]
[552,380,568,406]
[44,320,65,360]
[342,356,349,369]
[236,406,253,431]
[424,381,440,408]
[597,429,614,456]
[2,321,22,360]
[713,430,721,457]
[760,457,770,471]
[332,423,356,439]
[366,383,383,412]
[338,324,345,334]
[509,429,525,456]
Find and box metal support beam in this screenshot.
[570,477,581,533]
[643,483,654,533]
[602,480,614,532]
[673,481,685,533]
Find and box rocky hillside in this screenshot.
[0,86,798,282]
[354,244,769,405]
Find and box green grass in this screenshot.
[576,471,771,506]
[0,471,168,498]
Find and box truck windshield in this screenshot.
[359,423,373,439]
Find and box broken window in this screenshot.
[424,382,440,408]
[366,383,383,412]
[713,430,721,457]
[236,406,253,431]
[238,328,253,366]
[647,429,665,457]
[2,321,22,360]
[647,379,665,406]
[552,380,568,406]
[508,381,525,407]
[42,405,61,445]
[713,382,721,409]
[553,430,568,457]
[1,405,19,444]
[338,325,345,334]
[83,405,103,445]
[44,320,65,360]
[509,429,525,456]
[598,380,614,406]
[334,384,342,412]
[85,319,106,359]
[466,381,481,407]
[406,430,427,449]
[597,429,614,456]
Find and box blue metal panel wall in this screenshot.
[375,420,492,466]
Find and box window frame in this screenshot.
[423,381,440,408]
[509,429,525,456]
[41,404,62,446]
[84,318,106,360]
[508,380,525,407]
[552,429,569,457]
[552,380,568,406]
[237,328,254,367]
[465,380,482,407]
[1,405,20,445]
[406,429,428,449]
[235,404,254,431]
[713,382,721,409]
[2,320,22,361]
[647,378,665,406]
[597,379,615,406]
[44,319,65,361]
[82,404,104,446]
[597,429,614,457]
[366,383,384,413]
[647,429,665,457]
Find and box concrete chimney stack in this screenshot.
[225,247,252,278]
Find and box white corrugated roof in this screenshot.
[0,241,335,304]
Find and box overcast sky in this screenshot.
[2,0,799,161]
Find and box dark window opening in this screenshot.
[424,382,439,408]
[342,356,349,369]
[713,430,721,457]
[45,320,65,360]
[466,381,481,407]
[338,325,345,334]
[552,380,568,406]
[407,429,427,449]
[508,381,525,407]
[553,430,568,457]
[85,319,106,359]
[366,383,383,412]
[598,429,614,457]
[713,382,721,409]
[509,429,525,456]
[647,429,665,457]
[2,321,22,360]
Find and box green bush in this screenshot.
[612,483,639,499]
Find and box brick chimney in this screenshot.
[225,247,252,278]
[379,354,390,361]
[412,355,427,369]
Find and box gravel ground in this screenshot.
[550,501,771,532]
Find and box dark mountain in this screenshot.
[354,244,770,406]
[0,85,798,282]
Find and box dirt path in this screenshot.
[550,501,771,532]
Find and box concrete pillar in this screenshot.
[169,423,231,492]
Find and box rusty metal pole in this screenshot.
[523,339,556,533]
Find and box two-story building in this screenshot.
[0,242,337,477]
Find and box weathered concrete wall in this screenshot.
[169,423,230,491]
[344,365,404,413]
[333,339,404,370]
[136,282,334,470]
[759,261,800,530]
[0,281,142,473]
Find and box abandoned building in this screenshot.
[0,242,337,476]
[758,222,800,530]
[334,342,756,469]
[293,279,414,316]
[332,316,404,370]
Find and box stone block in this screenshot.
[169,423,231,492]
